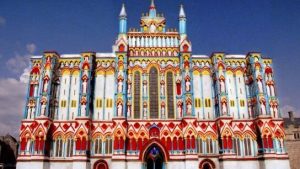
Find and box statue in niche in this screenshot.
[117,102,123,117]
[187,102,192,115]
[260,101,266,115]
[143,80,147,96]
[177,102,183,118]
[273,105,278,118]
[270,84,275,96]
[127,80,132,95]
[222,101,227,115]
[118,79,123,93]
[185,79,191,92]
[143,102,147,118]
[161,102,165,118]
[81,103,86,116]
[43,79,49,92]
[40,102,46,116]
[220,79,225,93]
[257,79,263,93]
[160,80,165,96]
[248,105,253,118]
[127,102,132,118]
[27,100,35,119]
[82,79,87,94]
[266,84,271,96]
[150,24,156,33]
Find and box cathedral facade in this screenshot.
[16,1,290,169]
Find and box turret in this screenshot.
[179,4,186,35]
[149,0,156,18]
[119,3,127,34]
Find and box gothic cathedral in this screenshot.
[17,1,290,169]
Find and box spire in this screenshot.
[179,4,186,18]
[149,0,156,17]
[119,3,127,34]
[119,3,127,18]
[150,0,156,9]
[179,4,186,35]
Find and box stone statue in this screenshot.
[43,79,48,92]
[187,102,192,115]
[40,102,46,116]
[117,103,123,117]
[82,80,87,94]
[222,102,227,115]
[185,79,191,92]
[220,79,225,93]
[118,79,123,93]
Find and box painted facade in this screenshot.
[16,1,290,169]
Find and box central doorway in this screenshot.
[145,146,164,169]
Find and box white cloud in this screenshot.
[0,77,27,137]
[6,53,30,74]
[0,43,37,138]
[26,43,36,54]
[19,67,31,84]
[0,16,6,27]
[6,43,37,74]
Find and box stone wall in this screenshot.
[286,141,300,169]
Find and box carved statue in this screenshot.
[185,79,191,92]
[43,79,48,92]
[273,105,278,118]
[127,81,131,95]
[160,81,165,96]
[257,79,263,93]
[161,103,165,117]
[40,102,46,116]
[81,103,86,116]
[117,103,123,117]
[260,101,266,115]
[127,103,131,118]
[220,79,225,93]
[222,102,227,115]
[143,81,147,96]
[118,79,123,93]
[187,102,192,115]
[270,85,275,97]
[82,80,87,94]
[177,103,182,118]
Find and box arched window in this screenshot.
[105,137,112,154]
[166,72,175,119]
[133,71,141,119]
[244,136,252,156]
[65,137,73,157]
[149,67,159,119]
[54,137,63,157]
[233,137,241,156]
[94,137,102,154]
[206,137,213,154]
[197,137,203,154]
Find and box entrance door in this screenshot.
[145,146,164,169]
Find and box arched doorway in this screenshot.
[145,146,164,169]
[199,159,216,169]
[94,160,108,169]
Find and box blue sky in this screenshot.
[0,0,299,137]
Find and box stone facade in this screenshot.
[284,111,300,169]
[16,1,290,169]
[0,135,18,169]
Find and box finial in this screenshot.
[150,0,155,9]
[119,3,127,17]
[179,4,186,18]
